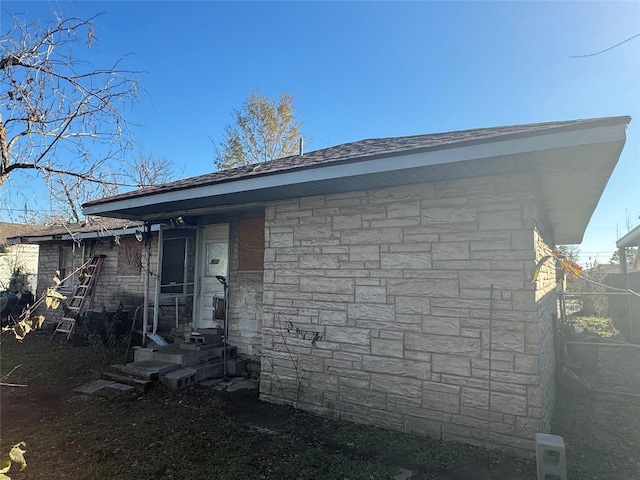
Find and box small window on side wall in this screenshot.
[238,218,265,271]
[58,245,78,290]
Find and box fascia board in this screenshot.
[617,225,640,248]
[84,124,626,217]
[6,225,160,244]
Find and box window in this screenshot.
[58,245,79,289]
[238,218,265,271]
[117,237,142,276]
[160,237,187,293]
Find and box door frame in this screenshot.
[193,223,229,330]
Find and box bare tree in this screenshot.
[213,92,304,170]
[557,244,581,263]
[1,9,140,213]
[123,152,176,188]
[45,152,177,223]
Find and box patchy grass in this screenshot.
[570,315,619,337]
[1,330,638,479]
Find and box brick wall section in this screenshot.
[260,172,557,454]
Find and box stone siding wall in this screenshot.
[227,219,264,357]
[260,173,553,454]
[533,230,558,433]
[33,237,159,327]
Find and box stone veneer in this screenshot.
[259,172,558,455]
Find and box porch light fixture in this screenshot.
[134,230,143,242]
[170,216,185,227]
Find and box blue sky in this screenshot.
[2,1,639,263]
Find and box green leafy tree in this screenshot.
[213,92,304,170]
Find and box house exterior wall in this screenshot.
[259,172,557,454]
[33,237,158,327]
[0,243,39,293]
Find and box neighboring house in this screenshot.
[616,224,640,273]
[0,222,40,293]
[81,116,630,454]
[608,225,640,339]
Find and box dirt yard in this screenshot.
[1,331,638,479]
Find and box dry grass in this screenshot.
[1,330,638,479]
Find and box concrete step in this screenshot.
[179,341,224,351]
[133,344,205,367]
[183,333,223,345]
[109,360,180,381]
[162,368,197,390]
[193,360,224,382]
[134,343,237,367]
[102,371,153,392]
[74,379,136,398]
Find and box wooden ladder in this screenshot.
[52,255,106,341]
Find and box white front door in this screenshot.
[196,224,229,329]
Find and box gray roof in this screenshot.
[0,222,41,244]
[83,116,631,244]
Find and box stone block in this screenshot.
[348,303,395,322]
[370,373,422,397]
[340,228,403,245]
[459,270,524,290]
[371,338,404,358]
[300,277,354,294]
[325,326,370,345]
[421,316,461,336]
[381,251,432,269]
[359,355,397,372]
[270,232,294,247]
[318,310,347,326]
[387,278,459,297]
[422,388,460,414]
[432,243,470,260]
[422,205,478,225]
[396,296,430,315]
[355,286,387,303]
[406,334,481,356]
[339,386,387,410]
[333,214,362,230]
[299,254,340,269]
[432,354,471,376]
[226,358,248,376]
[349,245,380,261]
[478,208,522,231]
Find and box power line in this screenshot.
[571,33,640,58]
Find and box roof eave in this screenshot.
[617,225,640,248]
[84,122,626,216]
